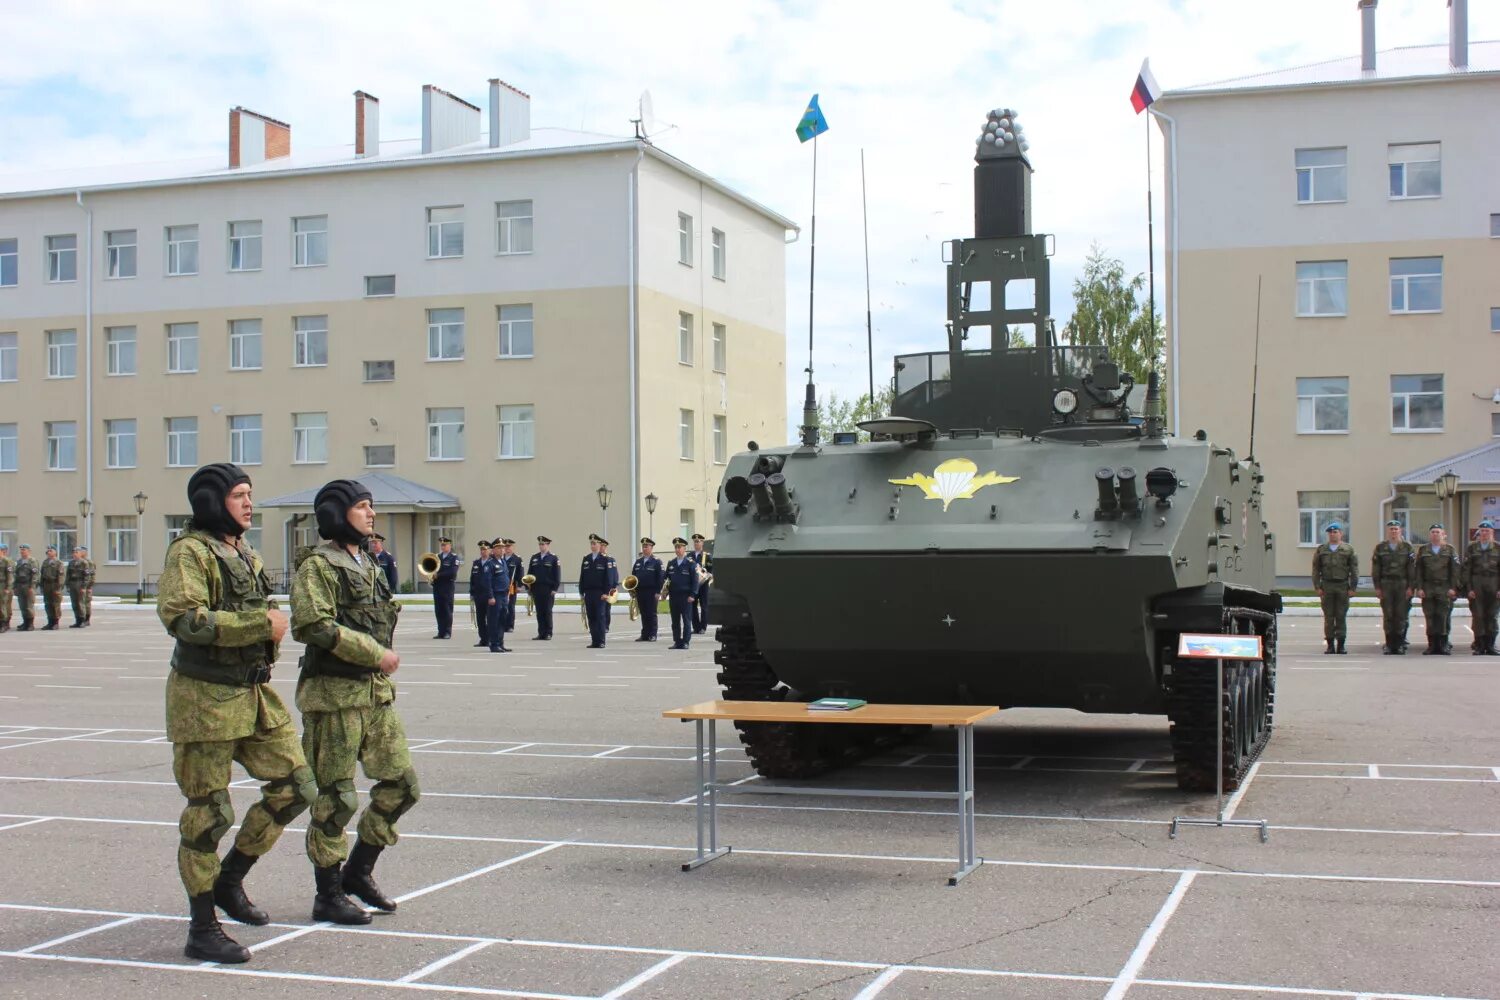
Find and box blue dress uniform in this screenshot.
[632,541,664,642]
[690,535,712,634]
[505,547,524,633]
[578,543,618,648]
[665,540,698,649]
[483,552,511,652]
[372,537,398,593]
[468,543,491,647]
[527,538,561,639]
[431,540,460,638]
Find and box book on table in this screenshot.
[807,697,868,711]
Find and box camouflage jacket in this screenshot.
[0,556,11,590]
[1368,541,1414,585]
[12,558,37,589]
[157,529,286,743]
[292,541,398,712]
[1413,544,1460,594]
[1461,542,1500,590]
[1311,544,1358,590]
[65,557,94,589]
[40,558,65,591]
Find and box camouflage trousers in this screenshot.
[302,702,419,868]
[1319,589,1351,642]
[1422,594,1453,643]
[1376,580,1411,648]
[14,587,35,625]
[172,722,314,895]
[0,588,10,626]
[67,587,89,623]
[44,590,62,625]
[1471,583,1499,646]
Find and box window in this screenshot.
[678,212,693,266]
[678,509,695,541]
[1297,491,1350,546]
[363,360,395,382]
[1493,413,1500,437]
[167,323,199,373]
[47,517,78,557]
[229,221,262,271]
[713,414,727,463]
[294,315,328,367]
[1296,377,1349,434]
[106,327,136,376]
[1296,261,1347,317]
[364,444,395,467]
[1389,257,1442,314]
[46,330,77,378]
[166,417,198,467]
[293,215,328,267]
[229,319,262,370]
[712,323,726,372]
[1390,374,1443,432]
[165,225,198,275]
[105,229,137,279]
[105,419,137,469]
[0,520,14,553]
[293,412,328,464]
[165,514,191,542]
[106,516,138,565]
[495,200,533,254]
[0,424,16,471]
[0,332,14,381]
[365,274,395,297]
[498,304,533,358]
[229,414,262,465]
[1294,147,1347,204]
[428,407,464,460]
[1492,307,1500,334]
[497,404,534,459]
[710,229,727,280]
[0,237,16,286]
[1389,143,1440,199]
[427,206,464,258]
[679,408,694,459]
[1492,214,1500,238]
[47,234,77,282]
[46,421,77,470]
[244,512,263,553]
[427,308,464,361]
[678,312,694,365]
[426,521,464,557]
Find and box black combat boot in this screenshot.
[1323,640,1334,654]
[184,892,251,963]
[1335,639,1346,654]
[1422,637,1436,655]
[312,864,371,925]
[17,622,33,631]
[342,840,397,912]
[1439,636,1453,655]
[213,848,269,925]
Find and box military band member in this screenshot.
[431,537,459,638]
[1413,523,1460,655]
[664,537,698,650]
[158,462,312,964]
[503,539,523,633]
[12,544,37,631]
[1371,520,1415,654]
[469,540,492,647]
[484,540,512,653]
[66,545,94,627]
[292,479,414,925]
[371,533,398,594]
[579,536,618,648]
[690,533,712,634]
[0,542,13,632]
[1461,518,1499,656]
[597,536,618,632]
[39,546,65,630]
[1311,522,1357,654]
[632,538,664,642]
[527,536,560,640]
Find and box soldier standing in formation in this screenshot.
[12,544,37,631]
[598,536,618,632]
[690,533,712,634]
[1311,522,1358,654]
[371,533,398,593]
[291,479,414,925]
[39,545,65,630]
[0,542,12,632]
[1461,518,1499,655]
[527,536,560,640]
[664,537,698,650]
[66,545,94,627]
[484,539,512,653]
[430,537,459,639]
[1371,520,1414,654]
[1413,523,1460,655]
[469,540,492,648]
[503,539,523,634]
[578,536,618,648]
[632,538,663,642]
[157,462,312,964]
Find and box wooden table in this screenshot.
[662,700,1000,885]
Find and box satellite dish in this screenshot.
[639,90,656,135]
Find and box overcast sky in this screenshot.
[2,0,1494,439]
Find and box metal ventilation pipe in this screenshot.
[767,473,795,517]
[748,473,775,518]
[1359,0,1378,72]
[1095,468,1118,514]
[1116,467,1140,510]
[1450,0,1469,70]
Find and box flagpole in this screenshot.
[1145,113,1157,370]
[861,148,874,406]
[808,132,818,390]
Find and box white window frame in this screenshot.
[1389,257,1442,314]
[1491,307,1500,335]
[105,229,137,279]
[167,323,198,373]
[1295,261,1347,317]
[165,225,198,276]
[166,417,198,468]
[1492,214,1500,239]
[677,212,693,266]
[497,404,535,459]
[1295,377,1349,435]
[229,414,263,465]
[46,421,77,471]
[1294,148,1347,205]
[105,418,137,469]
[678,509,695,541]
[427,407,465,461]
[495,200,534,255]
[0,332,15,382]
[426,308,464,361]
[1388,142,1441,200]
[0,237,16,287]
[1297,491,1351,547]
[105,516,138,566]
[46,234,78,283]
[497,304,534,358]
[292,412,328,465]
[229,318,263,371]
[1390,374,1444,434]
[679,408,695,460]
[0,423,17,472]
[105,327,136,376]
[365,274,395,297]
[713,414,727,464]
[46,518,77,557]
[363,360,395,383]
[293,215,328,267]
[427,206,464,259]
[712,323,726,373]
[294,315,329,368]
[711,228,726,279]
[165,515,191,542]
[678,312,694,366]
[46,329,77,379]
[364,444,395,468]
[229,220,263,272]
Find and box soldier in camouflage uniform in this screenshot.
[66,545,95,627]
[0,542,13,632]
[39,546,65,630]
[1461,518,1499,655]
[1370,520,1415,655]
[292,479,413,925]
[12,544,38,631]
[1413,523,1461,655]
[158,462,315,964]
[1311,521,1358,654]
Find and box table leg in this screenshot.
[949,724,981,885]
[682,717,730,872]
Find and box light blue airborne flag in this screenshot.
[796,94,828,143]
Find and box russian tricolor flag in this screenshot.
[1130,58,1161,114]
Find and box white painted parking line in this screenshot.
[393,842,567,904]
[34,685,102,690]
[1222,761,1261,821]
[1103,871,1197,1000]
[398,681,473,686]
[598,675,678,680]
[490,693,572,698]
[852,965,908,999]
[599,953,688,998]
[17,914,141,954]
[0,817,51,833]
[247,921,331,955]
[549,683,628,688]
[396,939,495,984]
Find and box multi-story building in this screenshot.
[1155,2,1499,581]
[0,82,795,591]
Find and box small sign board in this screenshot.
[1177,633,1263,661]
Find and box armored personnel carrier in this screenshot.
[708,109,1280,792]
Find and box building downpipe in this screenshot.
[1359,0,1378,73]
[1450,0,1469,70]
[76,191,94,552]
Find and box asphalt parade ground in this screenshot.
[0,607,1496,1000]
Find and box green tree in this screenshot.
[1063,243,1166,388]
[812,386,896,441]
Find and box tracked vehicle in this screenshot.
[708,108,1280,792]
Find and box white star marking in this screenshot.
[941,614,956,627]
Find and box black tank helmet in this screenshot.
[187,463,252,538]
[314,479,374,547]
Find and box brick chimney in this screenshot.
[421,85,481,154]
[1358,0,1377,73]
[355,91,380,157]
[228,107,291,169]
[1449,0,1468,70]
[489,79,531,148]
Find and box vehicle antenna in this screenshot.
[1248,274,1263,460]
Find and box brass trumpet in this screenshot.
[622,574,640,621]
[417,552,441,582]
[521,573,537,616]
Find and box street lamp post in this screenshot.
[133,491,148,604]
[77,497,92,556]
[1434,470,1460,539]
[645,493,658,539]
[596,484,613,539]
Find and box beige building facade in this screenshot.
[0,86,794,591]
[1155,31,1500,581]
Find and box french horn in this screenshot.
[417,552,441,582]
[622,575,640,621]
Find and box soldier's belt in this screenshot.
[172,661,272,688]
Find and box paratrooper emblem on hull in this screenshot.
[888,458,1019,512]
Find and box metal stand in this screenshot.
[681,720,981,884]
[1170,657,1269,843]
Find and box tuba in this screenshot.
[417,552,441,582]
[622,574,640,621]
[521,573,537,616]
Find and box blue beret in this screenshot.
[1324,522,1342,532]
[1480,519,1496,529]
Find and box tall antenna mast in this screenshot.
[1248,274,1263,460]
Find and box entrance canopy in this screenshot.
[1391,440,1500,539]
[258,472,461,513]
[1392,440,1500,491]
